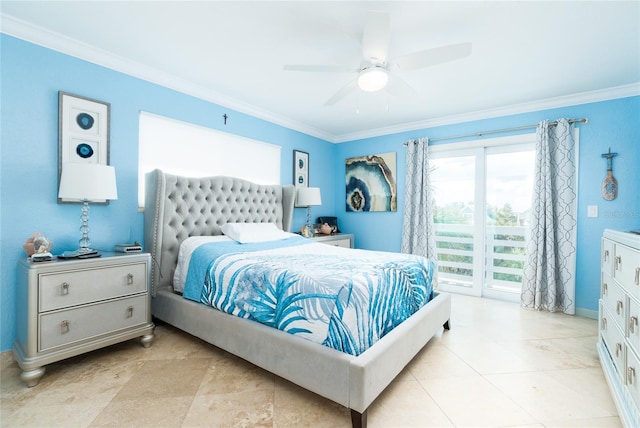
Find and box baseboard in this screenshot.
[576,307,598,320]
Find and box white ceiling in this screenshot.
[2,1,639,142]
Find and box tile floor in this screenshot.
[1,294,621,427]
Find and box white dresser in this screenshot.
[13,253,155,387]
[598,229,640,427]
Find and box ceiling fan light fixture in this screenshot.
[357,67,388,92]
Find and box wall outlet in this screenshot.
[587,205,598,218]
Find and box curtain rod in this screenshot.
[403,117,588,146]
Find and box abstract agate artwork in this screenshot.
[345,152,397,212]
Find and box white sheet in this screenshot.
[173,236,233,292]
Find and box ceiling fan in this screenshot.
[283,11,472,105]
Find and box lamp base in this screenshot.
[305,206,313,237]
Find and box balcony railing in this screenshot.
[434,223,528,293]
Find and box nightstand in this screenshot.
[311,233,354,248]
[13,252,155,387]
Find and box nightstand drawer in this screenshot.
[311,233,354,248]
[39,262,147,311]
[323,238,351,248]
[39,294,148,352]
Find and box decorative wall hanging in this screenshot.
[345,152,397,212]
[58,91,110,203]
[293,150,309,188]
[601,147,618,201]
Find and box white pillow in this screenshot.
[221,222,292,244]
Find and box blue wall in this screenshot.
[0,35,335,351]
[335,97,640,316]
[1,34,638,351]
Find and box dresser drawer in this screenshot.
[602,238,614,277]
[626,347,640,408]
[629,298,640,353]
[601,272,627,331]
[601,303,626,381]
[614,243,640,300]
[39,262,147,312]
[39,294,148,351]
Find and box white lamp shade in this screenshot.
[357,67,389,92]
[58,163,118,201]
[296,187,322,207]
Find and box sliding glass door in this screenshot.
[431,151,482,296]
[430,137,535,301]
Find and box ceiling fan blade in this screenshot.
[389,42,472,72]
[283,64,357,73]
[325,80,358,106]
[362,11,390,63]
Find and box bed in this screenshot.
[143,169,451,428]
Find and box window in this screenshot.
[138,112,281,208]
[429,134,536,302]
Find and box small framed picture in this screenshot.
[293,150,309,188]
[58,91,110,203]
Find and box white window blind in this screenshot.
[138,112,281,208]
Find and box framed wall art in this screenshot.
[345,151,397,212]
[293,149,309,188]
[58,91,110,203]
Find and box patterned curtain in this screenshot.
[521,119,577,314]
[401,137,436,259]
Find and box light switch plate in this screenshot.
[588,205,598,218]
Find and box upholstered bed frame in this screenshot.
[143,169,451,427]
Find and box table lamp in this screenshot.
[58,163,118,255]
[296,187,322,237]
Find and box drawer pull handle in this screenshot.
[60,320,69,334]
[126,306,134,318]
[615,256,622,270]
[601,317,607,330]
[628,367,636,384]
[127,273,134,285]
[616,300,624,315]
[631,316,639,334]
[615,342,623,358]
[61,282,69,295]
[602,282,608,296]
[603,249,609,262]
[635,267,640,285]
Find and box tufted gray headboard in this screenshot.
[143,169,295,295]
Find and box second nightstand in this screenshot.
[311,233,354,248]
[13,252,155,387]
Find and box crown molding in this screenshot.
[3,13,638,145]
[334,83,640,143]
[0,13,334,142]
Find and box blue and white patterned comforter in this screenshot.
[182,235,435,356]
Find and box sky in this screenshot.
[431,150,535,214]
